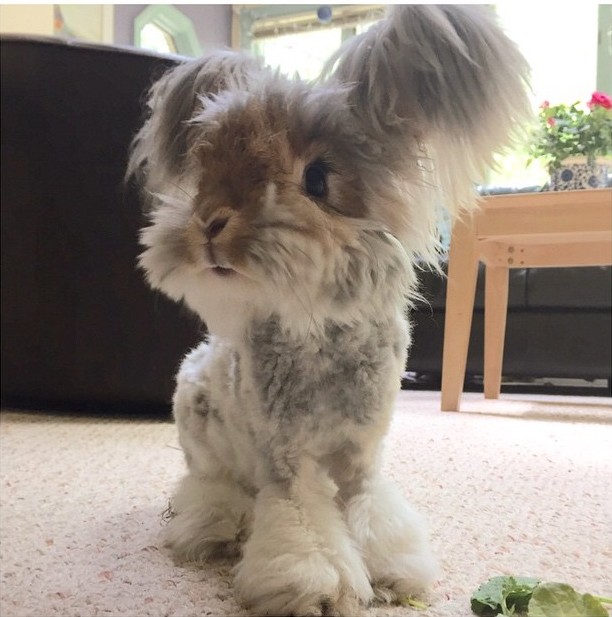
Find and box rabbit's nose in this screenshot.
[205,217,228,239]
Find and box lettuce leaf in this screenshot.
[528,583,609,617]
[471,577,611,617]
[471,576,540,616]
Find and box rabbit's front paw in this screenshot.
[233,478,372,616]
[233,548,364,617]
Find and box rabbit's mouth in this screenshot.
[206,244,236,277]
[211,266,235,277]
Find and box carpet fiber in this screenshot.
[1,391,611,617]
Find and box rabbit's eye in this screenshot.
[303,159,329,199]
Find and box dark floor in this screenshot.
[401,372,612,397]
[3,374,610,419]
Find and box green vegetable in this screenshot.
[528,583,610,617]
[471,576,612,617]
[471,576,540,616]
[398,596,429,610]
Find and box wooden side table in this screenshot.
[440,188,612,412]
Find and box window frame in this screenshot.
[232,4,385,50]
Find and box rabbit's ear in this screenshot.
[326,5,532,212]
[127,50,265,203]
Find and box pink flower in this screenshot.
[587,91,612,110]
[540,100,550,109]
[547,117,556,127]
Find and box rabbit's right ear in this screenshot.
[325,5,532,212]
[127,50,265,204]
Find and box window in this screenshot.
[140,22,177,54]
[490,2,603,187]
[236,5,384,80]
[236,4,611,188]
[134,4,201,57]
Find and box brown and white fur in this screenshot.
[128,6,530,616]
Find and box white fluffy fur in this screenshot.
[128,5,531,616]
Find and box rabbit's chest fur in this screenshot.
[173,312,409,489]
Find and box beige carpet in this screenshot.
[1,390,611,617]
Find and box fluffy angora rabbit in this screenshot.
[128,5,530,616]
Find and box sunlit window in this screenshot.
[242,4,608,188]
[253,17,377,81]
[489,2,600,187]
[140,22,177,54]
[243,5,383,80]
[134,5,201,57]
[254,29,341,81]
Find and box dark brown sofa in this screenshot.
[1,35,196,412]
[408,262,611,391]
[2,36,610,413]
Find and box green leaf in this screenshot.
[528,583,609,617]
[471,576,540,616]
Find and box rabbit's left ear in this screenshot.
[127,50,267,206]
[326,5,532,211]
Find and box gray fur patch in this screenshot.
[210,406,224,423]
[189,386,223,423]
[249,317,397,425]
[193,391,209,416]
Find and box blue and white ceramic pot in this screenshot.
[549,157,611,190]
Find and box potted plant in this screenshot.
[527,91,612,190]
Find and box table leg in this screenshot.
[441,216,479,412]
[484,265,509,399]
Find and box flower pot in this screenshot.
[549,157,611,191]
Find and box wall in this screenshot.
[0,4,55,36]
[114,4,232,52]
[0,4,231,50]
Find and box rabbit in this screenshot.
[127,5,531,616]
